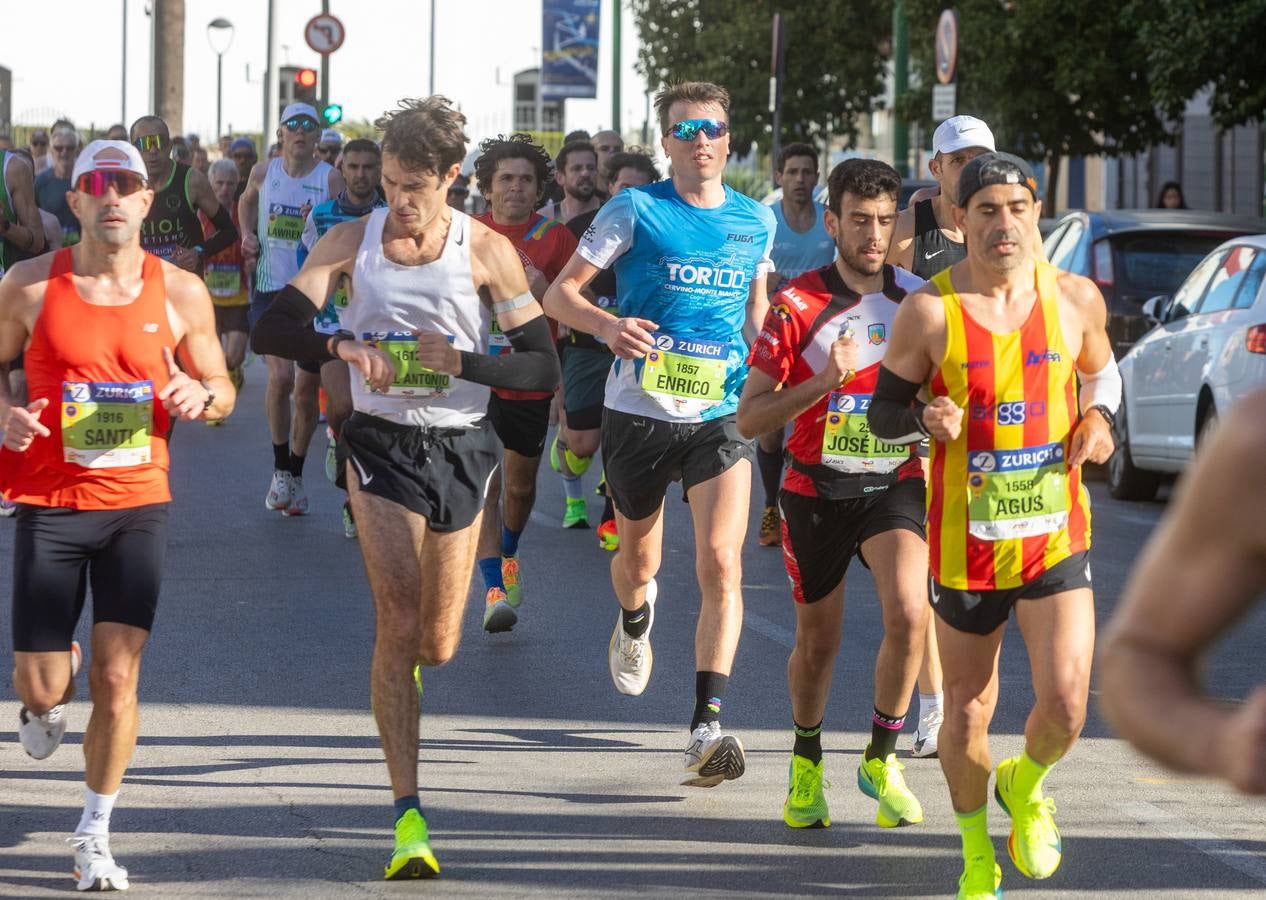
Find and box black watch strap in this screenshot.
[329,329,355,356]
[1089,403,1116,428]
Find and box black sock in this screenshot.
[691,671,728,730]
[289,451,305,478]
[756,444,783,508]
[601,494,614,523]
[793,719,823,764]
[621,602,650,638]
[273,442,289,472]
[866,707,905,761]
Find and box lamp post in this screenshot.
[206,17,235,139]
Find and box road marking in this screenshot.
[743,609,795,648]
[1118,801,1266,885]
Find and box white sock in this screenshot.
[919,692,943,721]
[75,787,118,837]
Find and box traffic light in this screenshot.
[294,68,318,103]
[322,103,343,125]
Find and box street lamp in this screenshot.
[206,17,235,139]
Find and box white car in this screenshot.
[1110,234,1266,499]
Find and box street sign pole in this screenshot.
[893,0,909,176]
[612,0,621,134]
[770,12,784,182]
[320,0,330,109]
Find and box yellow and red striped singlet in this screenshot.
[926,260,1092,591]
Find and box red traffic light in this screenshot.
[295,68,317,88]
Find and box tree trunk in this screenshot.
[154,0,185,134]
[1044,151,1061,215]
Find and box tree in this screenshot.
[630,0,890,156]
[1138,0,1266,130]
[899,0,1170,209]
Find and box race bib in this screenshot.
[205,261,242,298]
[640,333,728,417]
[265,203,306,244]
[363,331,453,397]
[820,392,909,474]
[61,380,153,468]
[966,441,1070,541]
[488,317,511,356]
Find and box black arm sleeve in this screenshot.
[457,314,560,392]
[200,203,239,259]
[867,365,930,443]
[249,284,334,362]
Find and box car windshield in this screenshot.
[1114,233,1241,297]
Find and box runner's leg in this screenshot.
[82,624,149,795]
[936,618,1005,812]
[1014,587,1095,764]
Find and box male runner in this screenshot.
[298,138,386,538]
[34,123,81,247]
[1099,389,1266,794]
[738,158,928,831]
[0,139,234,892]
[239,102,343,517]
[560,150,660,552]
[317,129,343,167]
[0,140,47,278]
[129,116,237,276]
[545,81,775,786]
[252,95,558,880]
[869,152,1118,899]
[470,133,577,631]
[591,129,624,194]
[538,141,601,224]
[756,142,837,548]
[203,158,250,397]
[229,138,257,200]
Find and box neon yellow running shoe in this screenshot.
[411,665,423,698]
[957,854,1002,899]
[563,497,589,529]
[995,756,1061,879]
[783,754,830,828]
[549,433,564,474]
[501,556,522,608]
[384,808,439,880]
[857,748,923,827]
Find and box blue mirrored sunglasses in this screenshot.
[669,118,728,141]
[284,117,319,134]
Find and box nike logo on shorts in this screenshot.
[350,453,374,486]
[929,580,940,605]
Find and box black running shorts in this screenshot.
[931,550,1093,635]
[780,477,926,605]
[214,304,250,335]
[486,393,552,458]
[340,411,499,533]
[601,409,755,521]
[12,503,170,652]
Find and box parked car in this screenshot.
[1043,210,1266,358]
[1109,234,1266,500]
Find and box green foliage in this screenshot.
[630,0,890,153]
[722,167,772,200]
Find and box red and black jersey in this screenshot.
[748,263,925,499]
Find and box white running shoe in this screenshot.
[911,708,943,758]
[265,470,293,511]
[0,498,17,517]
[283,477,308,517]
[18,642,81,760]
[607,578,657,696]
[70,834,129,892]
[682,721,747,788]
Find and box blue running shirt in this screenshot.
[577,180,776,423]
[770,200,836,279]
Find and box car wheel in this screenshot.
[1107,399,1160,501]
[1196,398,1218,449]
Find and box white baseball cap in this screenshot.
[71,140,149,184]
[932,115,996,156]
[319,128,342,146]
[280,102,320,124]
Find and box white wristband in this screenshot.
[492,291,534,315]
[1078,354,1122,415]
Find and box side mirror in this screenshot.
[1141,295,1168,323]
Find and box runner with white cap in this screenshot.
[317,129,344,168]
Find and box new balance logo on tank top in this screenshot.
[578,180,776,423]
[926,260,1092,591]
[256,156,333,291]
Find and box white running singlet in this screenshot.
[255,156,333,291]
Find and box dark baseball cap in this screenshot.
[956,151,1039,208]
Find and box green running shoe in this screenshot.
[501,556,522,609]
[384,808,439,880]
[563,497,590,529]
[995,755,1061,879]
[857,748,924,827]
[783,753,830,828]
[411,665,423,699]
[549,433,563,474]
[957,853,1003,899]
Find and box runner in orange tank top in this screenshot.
[0,139,234,892]
[867,153,1118,899]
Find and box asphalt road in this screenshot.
[2,363,1264,898]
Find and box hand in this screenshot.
[1218,686,1266,794]
[2,397,51,452]
[922,396,964,442]
[1068,407,1115,467]
[169,246,200,272]
[524,263,551,302]
[338,338,396,392]
[414,331,462,375]
[241,231,260,257]
[157,347,212,420]
[600,316,658,360]
[821,330,859,389]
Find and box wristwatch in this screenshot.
[201,384,216,416]
[329,329,356,357]
[1088,404,1116,429]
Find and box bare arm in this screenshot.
[1062,273,1116,467]
[162,265,235,420]
[746,273,769,346]
[5,156,45,255]
[1099,391,1266,793]
[886,205,916,273]
[544,250,656,359]
[189,168,237,259]
[0,257,52,433]
[237,161,267,257]
[737,350,852,439]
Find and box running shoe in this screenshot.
[912,707,943,758]
[384,808,439,880]
[501,556,522,608]
[412,665,424,699]
[324,427,339,484]
[482,587,517,633]
[563,497,589,529]
[597,518,619,552]
[265,470,292,511]
[682,721,747,788]
[995,756,1062,879]
[342,501,358,539]
[758,505,781,547]
[283,477,308,517]
[783,754,830,828]
[204,416,224,427]
[18,641,80,760]
[0,498,17,517]
[70,833,129,892]
[608,579,656,695]
[957,854,1003,900]
[229,365,245,392]
[857,748,924,827]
